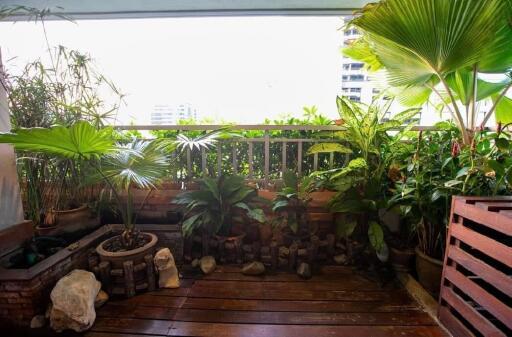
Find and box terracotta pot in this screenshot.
[96,232,158,269]
[259,223,273,245]
[415,247,443,296]
[37,204,99,236]
[390,247,415,272]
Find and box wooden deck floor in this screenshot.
[82,265,448,337]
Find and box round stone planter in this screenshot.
[96,232,158,269]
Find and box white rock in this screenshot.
[94,290,109,309]
[334,254,348,265]
[154,248,180,288]
[30,315,46,328]
[50,269,101,333]
[242,261,265,275]
[199,256,216,274]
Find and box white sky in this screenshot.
[0,16,344,125]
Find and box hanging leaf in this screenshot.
[368,221,385,253]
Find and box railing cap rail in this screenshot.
[115,124,440,131]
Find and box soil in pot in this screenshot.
[415,247,443,297]
[96,232,158,269]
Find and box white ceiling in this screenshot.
[1,1,369,20]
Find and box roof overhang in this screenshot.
[1,1,368,20]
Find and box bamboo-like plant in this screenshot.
[344,0,512,144]
[0,122,223,248]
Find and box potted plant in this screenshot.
[272,170,317,245]
[308,96,419,261]
[0,122,222,270]
[176,175,266,244]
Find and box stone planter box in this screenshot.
[0,224,112,326]
[0,222,184,327]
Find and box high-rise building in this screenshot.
[340,27,377,105]
[150,103,198,125]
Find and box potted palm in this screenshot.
[0,122,222,269]
[176,175,266,243]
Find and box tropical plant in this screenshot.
[271,170,317,235]
[345,0,512,144]
[389,122,512,258]
[308,96,419,259]
[0,121,223,248]
[7,47,124,225]
[175,175,266,237]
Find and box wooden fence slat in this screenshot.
[438,307,476,337]
[313,153,318,171]
[450,223,512,267]
[248,141,254,179]
[217,146,222,177]
[232,145,238,174]
[448,246,512,297]
[264,131,270,186]
[201,148,207,176]
[444,266,512,329]
[453,199,512,236]
[282,141,287,175]
[297,141,303,176]
[186,148,192,179]
[441,287,505,337]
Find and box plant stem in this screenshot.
[438,75,470,144]
[480,82,512,128]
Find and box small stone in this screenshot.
[30,315,46,328]
[199,256,216,274]
[94,290,109,309]
[242,261,265,275]
[297,248,308,257]
[336,242,347,251]
[154,248,180,288]
[334,254,348,265]
[278,246,289,258]
[297,262,312,279]
[191,258,200,268]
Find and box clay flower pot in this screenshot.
[415,247,443,296]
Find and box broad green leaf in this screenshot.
[0,121,115,159]
[307,143,353,155]
[335,219,357,238]
[368,221,384,253]
[494,95,512,125]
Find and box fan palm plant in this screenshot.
[344,0,512,144]
[0,121,223,248]
[175,175,266,237]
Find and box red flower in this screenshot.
[451,140,461,158]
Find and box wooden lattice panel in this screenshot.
[438,196,512,337]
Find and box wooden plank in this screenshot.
[444,266,512,330]
[91,317,172,335]
[474,201,512,211]
[216,146,222,177]
[440,287,505,337]
[168,322,449,337]
[106,295,187,308]
[157,286,412,302]
[438,307,476,337]
[297,141,303,176]
[248,141,254,179]
[86,333,166,337]
[186,147,192,179]
[453,200,512,236]
[450,222,512,267]
[98,304,177,320]
[191,279,390,291]
[313,152,318,171]
[201,147,206,176]
[181,297,418,313]
[447,246,512,297]
[172,309,436,326]
[232,145,237,174]
[282,141,287,174]
[264,131,270,186]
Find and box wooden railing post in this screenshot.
[264,130,270,187]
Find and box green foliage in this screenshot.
[346,0,512,142]
[0,122,116,160]
[272,170,317,235]
[176,175,266,237]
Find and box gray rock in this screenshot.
[94,290,109,309]
[154,248,180,288]
[242,261,265,275]
[191,258,200,268]
[334,254,348,265]
[297,262,312,279]
[297,248,308,257]
[199,256,216,274]
[30,315,46,329]
[50,269,101,333]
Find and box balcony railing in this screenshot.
[117,124,433,187]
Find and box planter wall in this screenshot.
[438,196,512,337]
[0,225,112,326]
